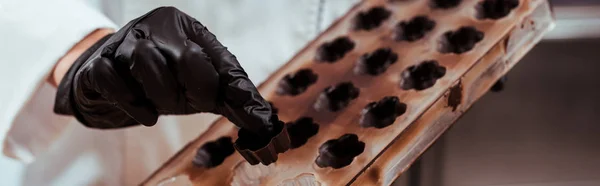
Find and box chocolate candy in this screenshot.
[193,137,235,168]
[490,75,507,92]
[277,69,319,96]
[315,37,356,63]
[394,16,436,42]
[315,134,365,169]
[286,117,320,149]
[234,115,291,165]
[400,60,446,91]
[477,0,519,20]
[439,26,484,54]
[354,48,398,76]
[314,82,360,112]
[431,0,462,9]
[359,96,407,128]
[352,6,392,31]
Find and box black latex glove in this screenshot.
[54,7,273,134]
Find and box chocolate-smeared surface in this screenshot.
[439,26,485,54]
[315,134,365,169]
[277,69,319,96]
[360,96,407,128]
[477,0,520,20]
[314,82,360,112]
[354,48,399,76]
[287,117,320,149]
[315,37,356,63]
[192,137,235,168]
[400,60,447,91]
[352,6,392,31]
[447,82,462,111]
[394,16,436,42]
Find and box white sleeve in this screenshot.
[0,0,117,161]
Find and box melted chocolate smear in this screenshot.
[354,48,399,76]
[439,26,484,54]
[490,75,508,92]
[314,82,360,112]
[315,134,365,169]
[400,60,446,91]
[315,37,356,63]
[287,117,320,149]
[431,0,462,9]
[447,82,463,111]
[277,69,319,96]
[235,115,285,151]
[360,96,407,128]
[352,6,392,31]
[477,0,519,20]
[394,16,436,42]
[193,137,235,168]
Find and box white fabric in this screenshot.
[0,0,358,185]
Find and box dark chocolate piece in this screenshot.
[192,137,235,168]
[354,48,398,76]
[439,26,484,54]
[286,117,320,149]
[490,75,507,92]
[352,6,392,31]
[476,0,519,20]
[315,134,365,169]
[277,69,319,96]
[314,82,360,112]
[394,16,436,42]
[359,96,407,128]
[315,37,356,63]
[431,0,462,9]
[400,60,446,91]
[234,115,291,165]
[447,82,462,111]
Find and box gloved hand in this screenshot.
[54,7,274,134]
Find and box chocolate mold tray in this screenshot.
[144,0,554,185]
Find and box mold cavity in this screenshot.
[315,37,356,63]
[278,173,322,186]
[231,162,275,186]
[314,82,360,112]
[490,75,507,92]
[438,26,484,54]
[476,0,519,20]
[359,96,407,128]
[431,0,462,9]
[277,69,319,96]
[352,6,392,31]
[315,134,365,169]
[394,16,436,42]
[192,136,235,168]
[400,60,446,91]
[287,117,320,149]
[354,48,398,76]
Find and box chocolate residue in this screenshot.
[287,117,320,149]
[431,0,462,9]
[277,69,319,96]
[314,82,360,112]
[447,82,463,111]
[359,96,407,129]
[315,134,365,169]
[438,26,484,54]
[394,16,436,42]
[354,48,399,76]
[352,6,392,31]
[399,60,447,91]
[315,37,356,63]
[192,137,235,168]
[476,0,520,20]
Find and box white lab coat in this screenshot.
[0,0,357,185]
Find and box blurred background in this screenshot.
[392,1,600,185]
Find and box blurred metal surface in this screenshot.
[545,0,600,39]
